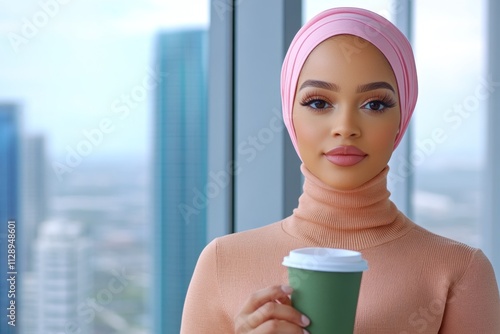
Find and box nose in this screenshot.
[330,107,361,138]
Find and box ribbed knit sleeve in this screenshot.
[439,249,500,333]
[180,239,233,333]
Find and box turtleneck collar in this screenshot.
[282,164,414,250]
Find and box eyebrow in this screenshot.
[356,81,395,93]
[299,80,339,91]
[299,79,395,93]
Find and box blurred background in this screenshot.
[0,0,496,333]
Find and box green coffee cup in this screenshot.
[282,247,368,334]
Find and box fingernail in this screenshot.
[301,314,310,326]
[281,285,293,294]
[303,329,310,334]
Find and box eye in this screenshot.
[361,94,397,112]
[363,100,386,111]
[300,98,332,110]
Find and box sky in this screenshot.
[0,0,209,163]
[0,0,487,170]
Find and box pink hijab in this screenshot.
[281,7,418,157]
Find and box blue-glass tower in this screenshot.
[153,29,208,333]
[0,103,20,334]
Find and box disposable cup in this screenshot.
[282,247,368,334]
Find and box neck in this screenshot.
[283,164,413,250]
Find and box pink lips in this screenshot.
[324,146,367,167]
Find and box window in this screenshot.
[0,1,209,333]
[413,0,486,247]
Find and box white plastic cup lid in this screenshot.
[282,247,368,272]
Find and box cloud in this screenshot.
[0,0,209,39]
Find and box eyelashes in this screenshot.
[363,92,397,112]
[299,95,332,109]
[299,92,398,112]
[299,92,330,109]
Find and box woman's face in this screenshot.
[293,34,400,190]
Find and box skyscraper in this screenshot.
[19,272,37,334]
[21,135,48,271]
[0,103,20,334]
[34,219,90,334]
[19,134,48,334]
[153,29,208,333]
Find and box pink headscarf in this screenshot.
[281,7,418,158]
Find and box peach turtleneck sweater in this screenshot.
[181,166,500,333]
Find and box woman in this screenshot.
[181,7,500,333]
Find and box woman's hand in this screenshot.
[234,285,310,333]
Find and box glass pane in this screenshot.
[303,0,396,22]
[0,1,209,333]
[413,1,485,247]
